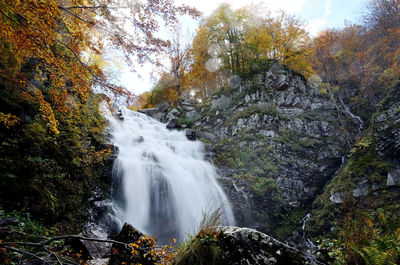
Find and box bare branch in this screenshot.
[1,234,130,248]
[58,5,109,10]
[3,246,44,262]
[59,8,95,25]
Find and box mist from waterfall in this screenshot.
[102,105,235,243]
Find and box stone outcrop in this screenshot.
[307,82,400,239]
[190,63,354,237]
[138,62,357,238]
[177,226,321,265]
[108,223,159,265]
[217,226,319,265]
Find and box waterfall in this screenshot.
[102,105,235,243]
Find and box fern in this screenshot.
[358,246,397,265]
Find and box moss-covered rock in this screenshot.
[307,82,400,240]
[175,226,318,265]
[185,63,356,239]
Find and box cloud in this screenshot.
[307,18,327,36]
[305,0,332,36]
[176,0,308,16]
[119,0,311,94]
[255,0,307,15]
[324,0,332,16]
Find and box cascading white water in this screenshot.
[102,105,235,243]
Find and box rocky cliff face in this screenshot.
[307,82,400,239]
[143,63,357,239]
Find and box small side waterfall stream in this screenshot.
[103,106,235,243]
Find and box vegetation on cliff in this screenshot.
[0,0,399,264]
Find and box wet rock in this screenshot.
[138,108,160,117]
[165,108,181,129]
[218,227,318,265]
[70,225,111,259]
[86,258,109,265]
[102,155,117,185]
[329,192,344,204]
[185,129,197,141]
[109,223,158,265]
[0,217,19,227]
[386,166,400,187]
[166,118,179,129]
[167,108,180,119]
[181,101,196,112]
[158,102,171,112]
[352,179,369,197]
[116,110,124,120]
[197,131,217,141]
[134,136,144,143]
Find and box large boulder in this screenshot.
[108,223,159,265]
[177,226,319,265]
[70,225,111,259]
[219,227,318,265]
[185,129,197,141]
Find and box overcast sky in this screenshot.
[113,0,365,95]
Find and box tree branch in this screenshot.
[3,246,44,262]
[1,234,130,248]
[59,8,95,25]
[58,5,109,10]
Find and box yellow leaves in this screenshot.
[365,217,374,228]
[130,243,140,249]
[35,90,60,135]
[126,234,177,265]
[0,112,20,128]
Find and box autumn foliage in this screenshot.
[309,0,399,119]
[136,4,314,106]
[0,0,199,226]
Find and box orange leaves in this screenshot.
[196,229,222,241]
[35,90,60,135]
[0,112,20,128]
[0,0,200,138]
[187,4,313,97]
[0,0,60,61]
[126,234,177,265]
